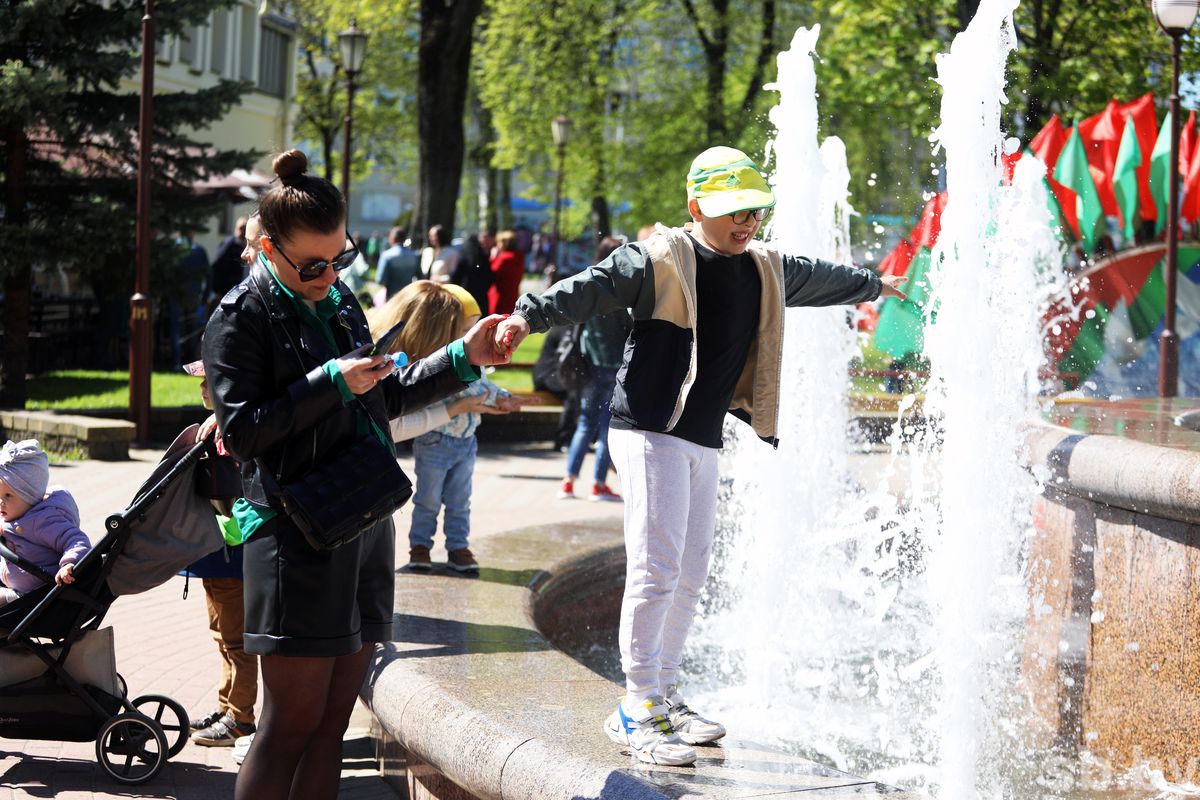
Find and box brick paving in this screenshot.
[0,440,620,799]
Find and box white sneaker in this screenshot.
[663,686,726,744]
[232,732,254,765]
[603,696,697,766]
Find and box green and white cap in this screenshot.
[686,146,776,217]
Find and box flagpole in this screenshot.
[1159,30,1182,398]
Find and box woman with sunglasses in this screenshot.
[202,149,508,799]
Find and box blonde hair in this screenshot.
[366,280,463,360]
[496,230,518,252]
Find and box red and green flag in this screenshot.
[1053,127,1104,251]
[1078,99,1123,216]
[1150,111,1174,235]
[1113,114,1142,240]
[1119,93,1159,223]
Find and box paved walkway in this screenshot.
[0,440,619,799]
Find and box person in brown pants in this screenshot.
[183,359,259,747]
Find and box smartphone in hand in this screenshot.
[348,319,406,359]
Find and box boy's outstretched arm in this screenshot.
[782,254,899,307]
[494,243,651,355]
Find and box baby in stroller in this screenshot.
[0,439,91,604]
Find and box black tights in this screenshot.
[234,646,374,800]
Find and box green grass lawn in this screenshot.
[486,366,534,394]
[28,370,202,410]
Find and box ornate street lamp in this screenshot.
[1151,0,1200,397]
[130,0,155,444]
[338,18,368,219]
[550,114,571,277]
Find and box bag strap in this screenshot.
[247,277,390,493]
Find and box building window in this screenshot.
[178,25,204,72]
[155,34,172,65]
[239,5,256,82]
[210,10,228,76]
[258,26,290,97]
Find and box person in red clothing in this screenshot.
[487,230,525,315]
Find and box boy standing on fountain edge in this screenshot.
[494,146,907,766]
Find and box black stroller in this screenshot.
[0,425,226,784]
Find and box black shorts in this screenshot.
[242,515,395,657]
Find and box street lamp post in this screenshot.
[550,114,571,278]
[1152,0,1200,398]
[129,0,155,445]
[338,19,368,217]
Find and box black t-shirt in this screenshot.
[662,235,762,448]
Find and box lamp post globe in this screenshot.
[338,18,368,222]
[1153,0,1200,33]
[339,18,368,76]
[551,114,572,148]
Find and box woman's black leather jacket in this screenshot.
[202,264,466,508]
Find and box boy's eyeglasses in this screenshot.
[269,233,360,282]
[728,208,769,225]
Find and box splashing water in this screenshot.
[683,2,1116,796]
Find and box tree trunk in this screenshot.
[590,196,610,242]
[497,168,513,230]
[957,0,981,30]
[414,0,483,244]
[1,123,29,408]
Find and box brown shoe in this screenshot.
[406,546,432,572]
[447,548,479,574]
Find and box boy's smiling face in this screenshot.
[0,480,32,522]
[688,199,763,256]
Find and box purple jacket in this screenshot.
[1,487,92,595]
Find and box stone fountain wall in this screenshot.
[1023,420,1200,782]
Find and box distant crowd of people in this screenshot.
[165,220,549,370]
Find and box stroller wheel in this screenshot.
[131,694,189,758]
[95,712,168,785]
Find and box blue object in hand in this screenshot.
[391,352,409,369]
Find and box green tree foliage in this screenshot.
[476,0,790,237]
[0,0,255,406]
[279,0,418,185]
[814,0,1198,219]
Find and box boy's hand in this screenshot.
[879,275,908,300]
[55,563,76,585]
[464,315,511,366]
[493,315,531,358]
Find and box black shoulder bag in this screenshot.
[250,278,412,552]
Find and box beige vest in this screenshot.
[642,226,786,442]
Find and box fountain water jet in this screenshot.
[692,2,1073,796]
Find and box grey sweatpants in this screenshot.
[608,427,719,705]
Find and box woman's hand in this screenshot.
[493,315,531,359]
[337,355,391,395]
[463,315,512,366]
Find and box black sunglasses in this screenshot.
[728,208,769,225]
[269,233,360,282]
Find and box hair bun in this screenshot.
[273,149,309,184]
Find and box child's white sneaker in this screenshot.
[603,696,697,766]
[663,686,726,744]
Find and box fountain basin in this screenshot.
[1023,400,1200,781]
